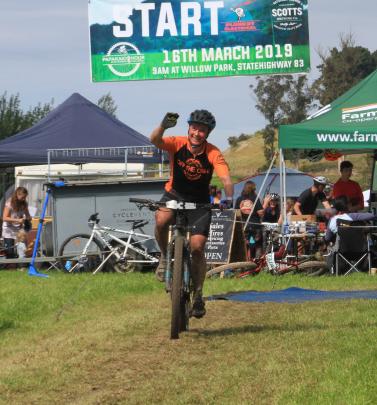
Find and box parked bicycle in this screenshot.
[206,223,327,278]
[58,213,160,274]
[130,197,212,339]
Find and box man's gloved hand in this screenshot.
[161,112,179,129]
[219,198,233,210]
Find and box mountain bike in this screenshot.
[206,223,327,278]
[58,213,160,274]
[130,197,211,339]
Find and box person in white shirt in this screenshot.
[325,196,375,243]
[16,229,28,259]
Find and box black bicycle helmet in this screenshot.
[187,109,216,133]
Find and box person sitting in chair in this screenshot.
[324,196,376,274]
[324,196,375,244]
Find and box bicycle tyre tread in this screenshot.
[171,236,184,339]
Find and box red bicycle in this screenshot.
[206,223,327,278]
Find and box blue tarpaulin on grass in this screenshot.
[208,287,377,303]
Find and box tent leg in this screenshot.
[243,151,278,231]
[28,188,51,278]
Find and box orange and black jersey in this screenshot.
[159,136,230,203]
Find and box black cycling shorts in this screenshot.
[160,191,212,237]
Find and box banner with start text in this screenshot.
[89,0,310,82]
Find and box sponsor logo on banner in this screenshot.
[224,1,260,32]
[102,42,145,77]
[341,103,377,123]
[271,0,305,31]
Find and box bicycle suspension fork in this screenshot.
[165,225,174,292]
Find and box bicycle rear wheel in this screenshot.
[171,235,185,339]
[206,261,257,278]
[58,234,106,272]
[297,260,328,275]
[110,241,140,273]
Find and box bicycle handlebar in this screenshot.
[129,198,211,211]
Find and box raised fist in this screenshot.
[161,112,179,129]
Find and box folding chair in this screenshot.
[334,219,372,276]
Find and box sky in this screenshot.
[0,0,376,151]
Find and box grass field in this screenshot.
[1,270,377,404]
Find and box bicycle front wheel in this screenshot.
[58,234,106,273]
[171,235,185,339]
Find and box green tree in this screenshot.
[0,92,53,141]
[312,34,377,106]
[250,75,313,166]
[97,92,117,118]
[251,76,288,164]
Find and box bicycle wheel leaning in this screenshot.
[297,260,329,276]
[171,235,185,339]
[58,234,107,272]
[206,261,257,278]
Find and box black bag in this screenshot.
[24,219,32,232]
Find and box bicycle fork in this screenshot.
[165,225,174,292]
[165,225,191,294]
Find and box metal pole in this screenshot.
[243,151,278,231]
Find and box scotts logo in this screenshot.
[102,42,145,77]
[177,158,210,181]
[271,0,304,31]
[342,103,377,123]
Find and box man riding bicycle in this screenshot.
[150,110,233,318]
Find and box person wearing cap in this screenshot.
[294,176,331,215]
[150,110,233,318]
[332,160,364,211]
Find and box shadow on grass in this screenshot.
[0,320,15,333]
[193,320,377,337]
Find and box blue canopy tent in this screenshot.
[234,168,314,200]
[0,93,162,277]
[0,92,160,165]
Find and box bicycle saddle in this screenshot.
[88,213,100,224]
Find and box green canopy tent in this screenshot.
[277,69,377,224]
[279,69,377,150]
